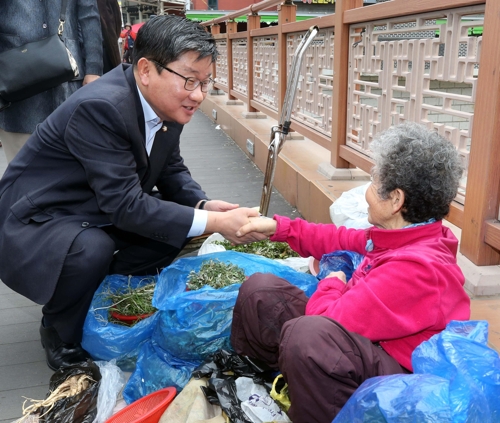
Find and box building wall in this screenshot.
[191,0,277,11]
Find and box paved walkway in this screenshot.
[0,110,298,422]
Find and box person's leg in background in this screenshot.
[0,128,30,162]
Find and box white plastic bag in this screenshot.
[92,360,125,423]
[198,233,226,255]
[330,183,371,229]
[235,377,291,423]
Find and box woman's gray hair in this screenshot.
[133,15,218,68]
[370,122,464,222]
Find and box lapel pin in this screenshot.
[161,125,168,132]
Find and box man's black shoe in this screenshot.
[39,322,91,371]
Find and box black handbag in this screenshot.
[0,0,79,111]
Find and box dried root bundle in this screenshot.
[21,374,95,420]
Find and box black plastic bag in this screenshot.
[204,377,251,423]
[39,360,101,423]
[193,349,278,423]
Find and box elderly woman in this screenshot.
[231,122,471,423]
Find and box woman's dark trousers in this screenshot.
[231,273,409,423]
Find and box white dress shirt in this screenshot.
[138,87,207,237]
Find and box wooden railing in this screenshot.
[202,0,500,267]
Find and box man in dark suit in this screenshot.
[0,15,259,370]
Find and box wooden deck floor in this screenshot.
[0,110,498,422]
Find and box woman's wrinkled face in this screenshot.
[365,180,395,229]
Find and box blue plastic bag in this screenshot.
[82,274,159,369]
[152,251,317,360]
[122,339,199,404]
[153,251,319,305]
[317,250,364,281]
[333,374,452,423]
[412,320,500,423]
[153,285,238,361]
[333,320,500,423]
[151,251,318,359]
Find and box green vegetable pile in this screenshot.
[187,259,246,290]
[102,277,158,325]
[214,239,299,259]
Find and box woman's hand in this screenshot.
[325,270,347,283]
[236,216,277,239]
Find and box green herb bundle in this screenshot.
[214,239,299,260]
[187,259,246,290]
[102,277,157,325]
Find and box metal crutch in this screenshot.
[259,25,319,216]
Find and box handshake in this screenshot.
[201,201,278,245]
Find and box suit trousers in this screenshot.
[231,273,410,423]
[42,226,188,343]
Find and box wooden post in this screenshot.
[277,1,297,118]
[227,21,238,101]
[211,24,220,35]
[210,24,220,82]
[460,0,500,265]
[246,14,261,113]
[331,0,363,168]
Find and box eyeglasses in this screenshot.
[152,60,214,93]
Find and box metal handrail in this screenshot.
[259,25,319,216]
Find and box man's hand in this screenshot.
[200,200,239,212]
[205,207,260,244]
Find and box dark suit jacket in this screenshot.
[0,65,207,304]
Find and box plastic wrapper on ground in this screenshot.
[92,360,125,423]
[82,274,159,369]
[333,320,500,423]
[236,377,291,423]
[193,350,285,423]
